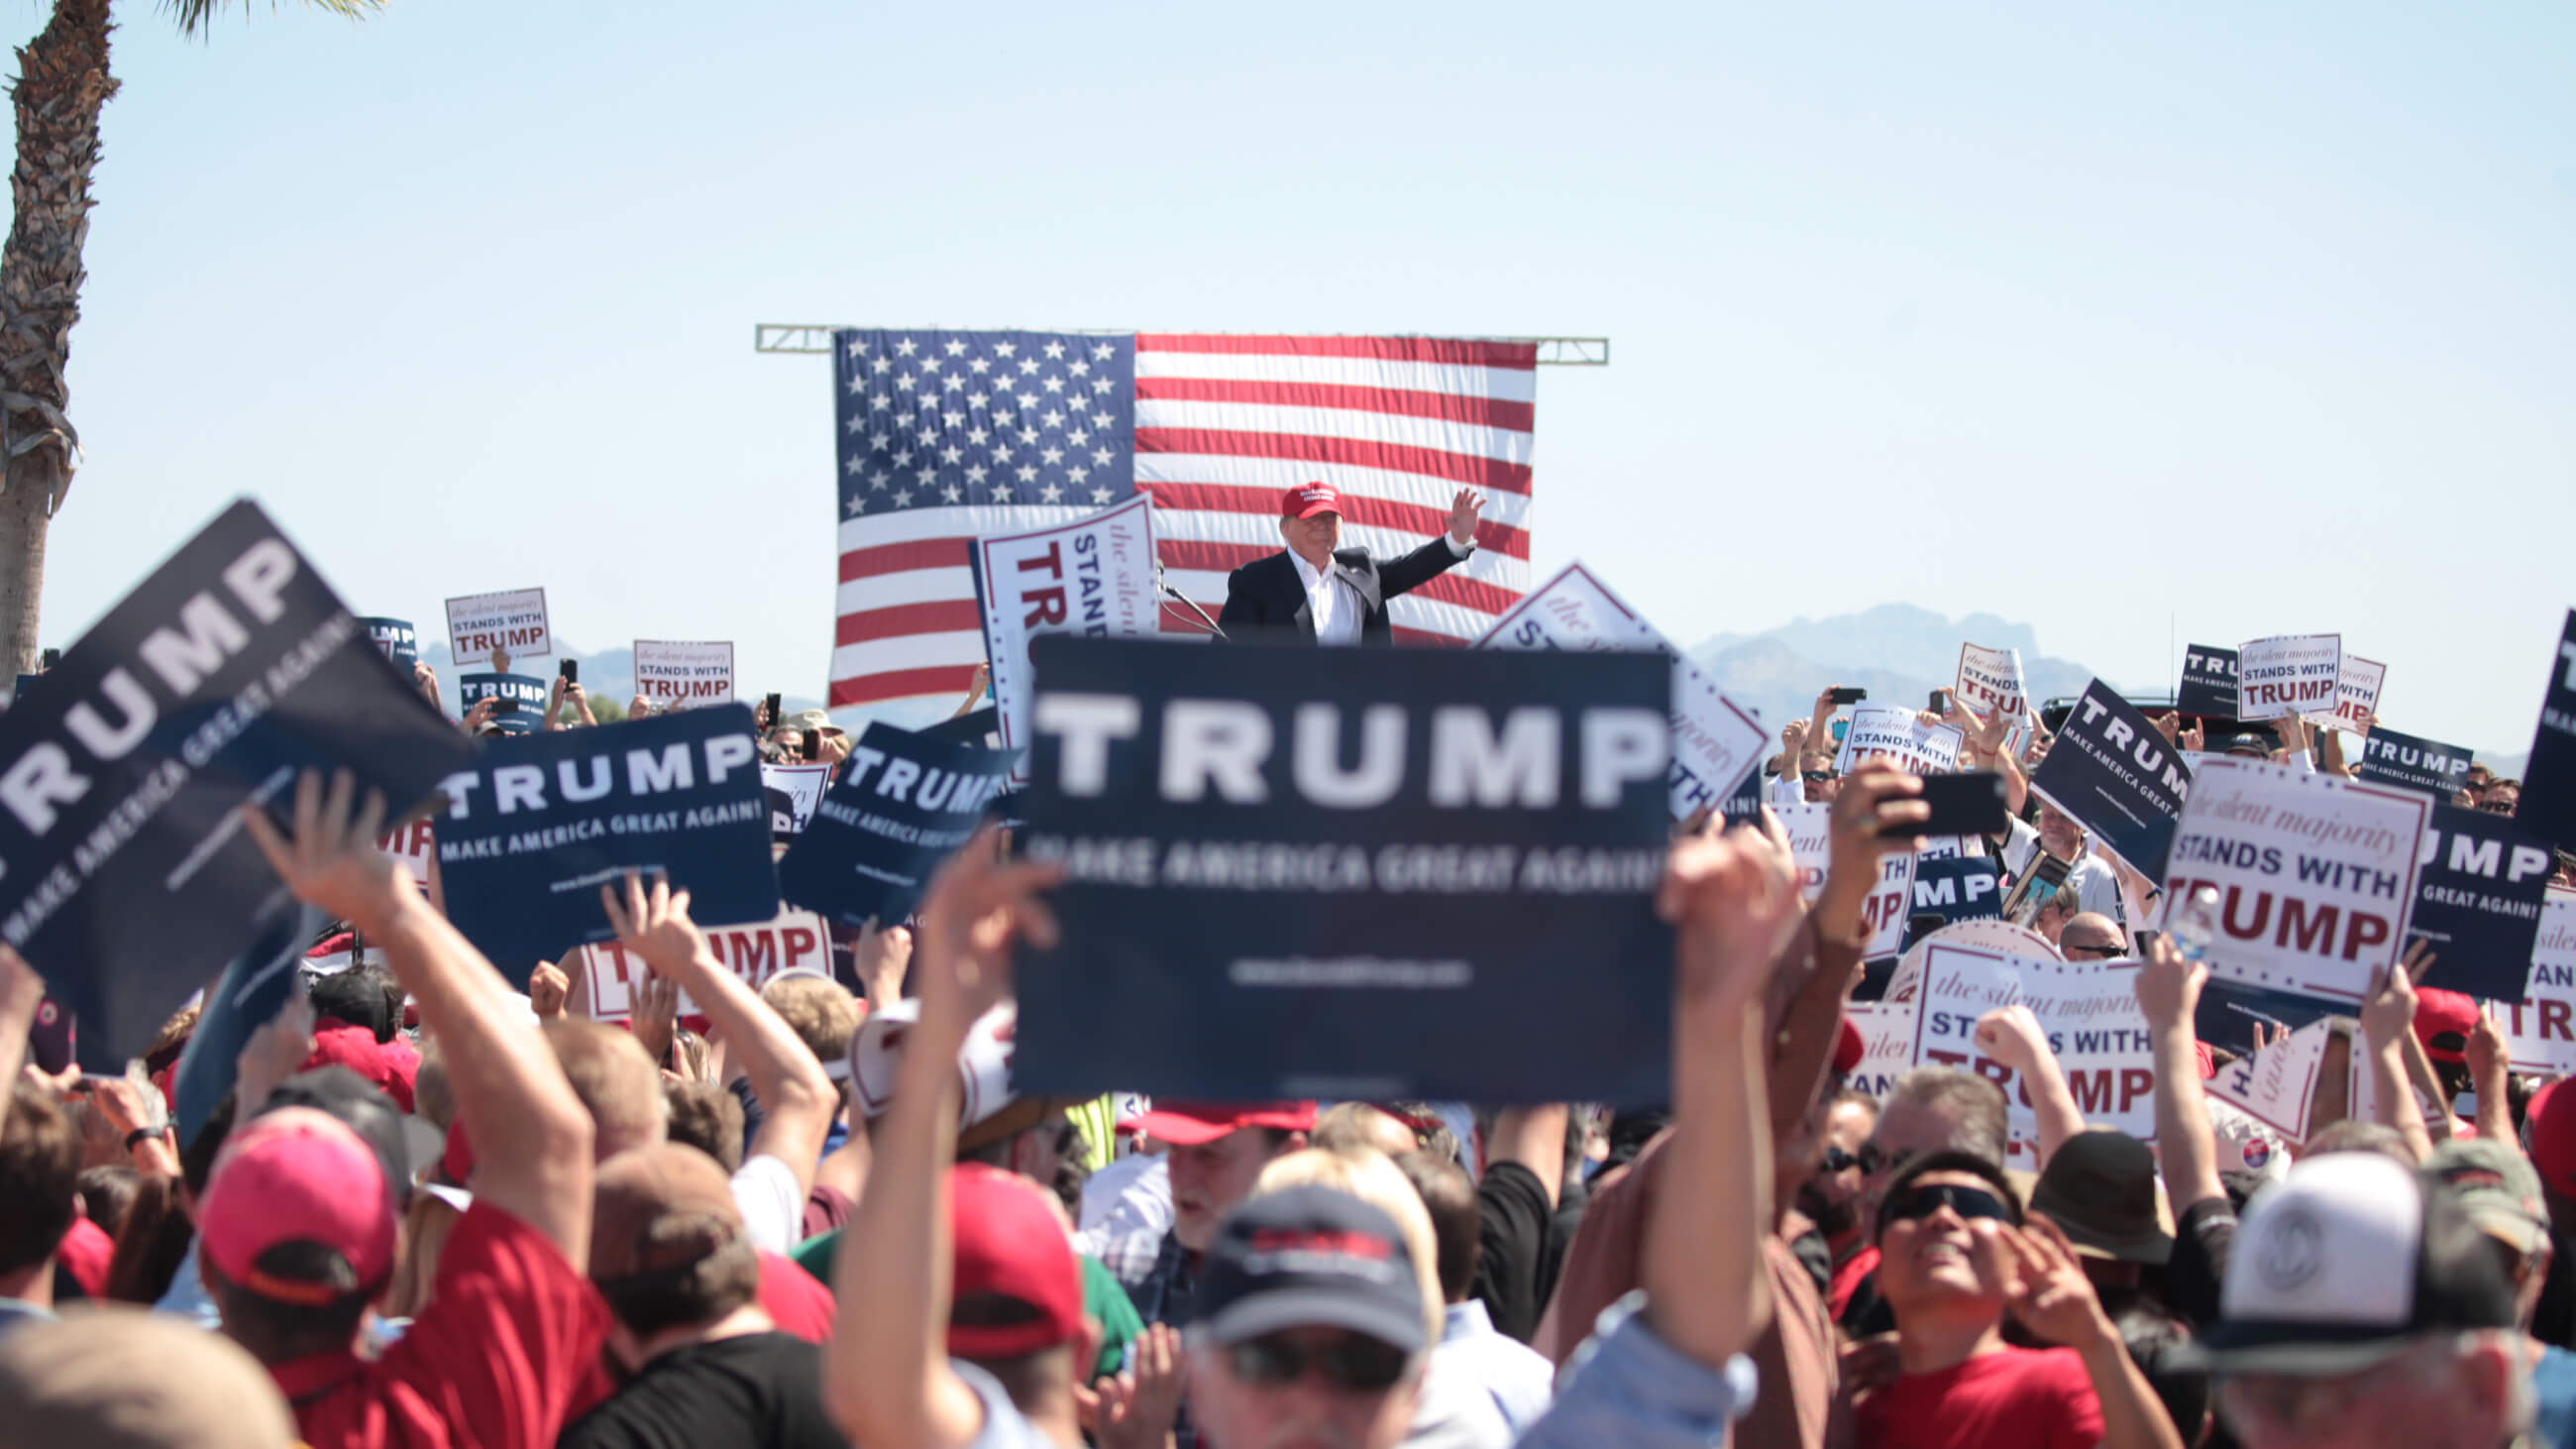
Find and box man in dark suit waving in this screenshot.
[1217,482,1486,645]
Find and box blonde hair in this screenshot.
[542,1019,669,1157]
[1252,1147,1443,1348]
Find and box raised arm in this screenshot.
[0,946,42,1142]
[2133,937,2224,1212]
[1976,1005,2085,1169]
[1811,761,1927,950]
[2468,1011,2518,1148]
[824,831,1064,1449]
[243,769,594,1262]
[2358,953,2433,1163]
[601,874,837,1200]
[2007,1215,2187,1449]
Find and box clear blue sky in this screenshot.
[34,1,2574,754]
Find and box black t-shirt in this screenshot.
[1472,1160,1553,1343]
[558,1331,842,1449]
[2165,1196,2237,1330]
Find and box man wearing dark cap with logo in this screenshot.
[228,769,607,1449]
[559,1142,840,1449]
[1215,481,1486,645]
[2190,1151,2527,1449]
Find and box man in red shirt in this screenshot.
[221,768,608,1449]
[1849,1151,2182,1449]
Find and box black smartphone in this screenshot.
[1828,686,1867,707]
[764,692,783,724]
[1882,771,2009,837]
[40,647,59,670]
[560,658,579,683]
[802,728,821,759]
[492,696,519,717]
[1929,688,1950,714]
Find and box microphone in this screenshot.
[1155,562,1228,640]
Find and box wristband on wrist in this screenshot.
[125,1126,168,1150]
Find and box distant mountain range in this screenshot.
[419,639,823,721]
[1683,604,2123,740]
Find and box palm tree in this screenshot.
[0,0,377,675]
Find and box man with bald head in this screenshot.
[2058,913,2131,960]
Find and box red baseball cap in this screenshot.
[1833,1018,1865,1076]
[1129,1100,1318,1147]
[948,1164,1083,1359]
[2528,1080,2576,1196]
[199,1107,399,1304]
[2414,988,2481,1065]
[1281,482,1342,519]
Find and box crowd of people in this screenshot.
[0,641,2570,1449]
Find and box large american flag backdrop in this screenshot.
[828,330,1538,709]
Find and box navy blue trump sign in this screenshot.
[0,501,471,1058]
[778,722,1019,928]
[1015,634,1674,1105]
[434,704,777,981]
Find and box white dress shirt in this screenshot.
[1289,535,1473,647]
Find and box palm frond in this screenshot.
[163,0,386,40]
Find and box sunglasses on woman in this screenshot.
[1228,1331,1415,1393]
[1879,1180,2015,1229]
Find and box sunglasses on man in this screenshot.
[2062,942,2129,959]
[1803,770,1839,783]
[1878,1180,2016,1230]
[1228,1331,1414,1393]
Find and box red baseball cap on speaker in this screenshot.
[1281,482,1342,519]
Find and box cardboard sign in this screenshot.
[171,908,321,1145]
[376,817,436,888]
[1774,801,1832,902]
[975,496,1158,789]
[1906,856,2003,947]
[1883,918,2061,1003]
[2498,889,2576,1075]
[2521,610,2576,855]
[2205,1017,2334,1143]
[1911,943,2156,1165]
[578,906,831,1024]
[632,640,736,711]
[1016,633,1673,1104]
[2333,656,2386,734]
[444,587,552,665]
[359,617,419,671]
[2179,645,2240,720]
[2357,725,2474,800]
[1955,643,2030,724]
[777,722,1019,928]
[1862,852,1918,960]
[2407,805,2555,1002]
[1835,706,1963,778]
[1842,1001,1915,1099]
[2237,634,2342,725]
[2027,679,2194,877]
[0,501,474,1058]
[458,672,550,735]
[762,762,832,843]
[1476,562,1770,820]
[2162,758,2430,1003]
[433,704,777,980]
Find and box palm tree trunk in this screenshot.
[0,0,114,678]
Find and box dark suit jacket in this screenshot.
[1216,537,1470,644]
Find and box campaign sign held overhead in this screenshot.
[2179,645,2240,720]
[433,704,777,981]
[777,722,1019,928]
[2498,890,2576,1076]
[1955,643,2030,724]
[445,587,551,665]
[2407,805,2555,1002]
[359,617,418,671]
[0,501,473,1058]
[171,907,320,1145]
[632,640,736,711]
[2027,679,2193,875]
[976,495,1158,790]
[2357,725,2474,800]
[762,762,831,843]
[1905,856,2002,949]
[1475,562,1770,820]
[1016,634,1673,1104]
[2521,610,2576,855]
[2237,634,2342,725]
[2162,758,2429,1003]
[1835,705,1963,778]
[459,672,549,735]
[2333,656,2386,734]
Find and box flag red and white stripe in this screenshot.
[1135,335,1537,646]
